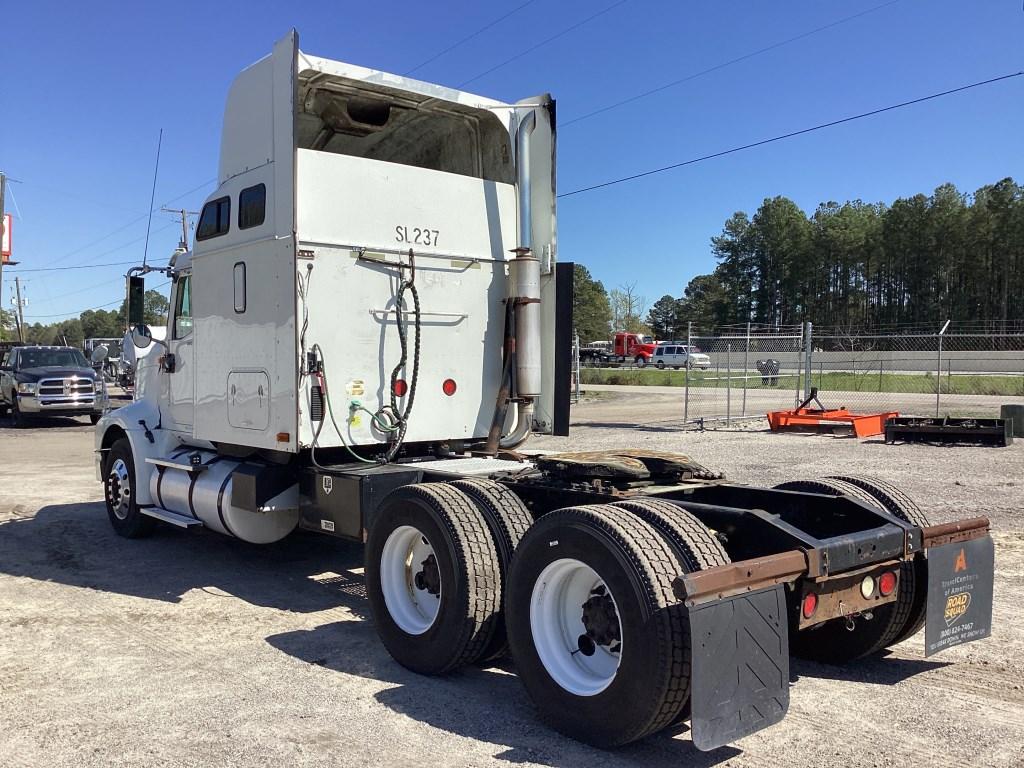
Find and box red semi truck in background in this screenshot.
[580,331,658,367]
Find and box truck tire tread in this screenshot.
[366,482,502,675]
[775,477,919,660]
[826,475,930,645]
[506,504,689,746]
[448,478,534,660]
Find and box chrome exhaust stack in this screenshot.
[487,109,539,452]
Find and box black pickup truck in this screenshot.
[0,345,108,427]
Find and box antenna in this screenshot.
[141,129,163,268]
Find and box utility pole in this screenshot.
[161,208,198,250]
[14,275,26,343]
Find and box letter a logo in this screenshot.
[954,548,967,573]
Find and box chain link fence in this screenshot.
[578,321,1024,426]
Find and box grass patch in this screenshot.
[580,367,1024,396]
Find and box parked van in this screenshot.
[653,344,711,369]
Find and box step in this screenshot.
[139,506,204,528]
[146,456,209,473]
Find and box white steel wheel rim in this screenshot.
[380,525,442,635]
[106,458,132,520]
[530,558,623,696]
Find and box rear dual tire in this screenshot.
[367,485,728,747]
[506,505,687,747]
[506,501,729,747]
[365,483,502,676]
[774,476,930,662]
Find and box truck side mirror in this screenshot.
[128,276,146,325]
[131,324,154,349]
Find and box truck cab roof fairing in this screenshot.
[217,30,517,187]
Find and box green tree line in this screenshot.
[0,290,168,346]
[648,177,1024,335]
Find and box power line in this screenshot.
[562,0,906,127]
[458,0,629,88]
[43,177,215,269]
[23,280,170,320]
[558,70,1024,199]
[404,0,540,76]
[7,221,178,273]
[8,259,150,274]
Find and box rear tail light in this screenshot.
[801,592,818,619]
[860,575,876,599]
[878,570,898,596]
[393,379,408,397]
[442,378,457,396]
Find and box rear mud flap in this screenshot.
[687,584,789,751]
[925,535,995,657]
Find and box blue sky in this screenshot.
[2,0,1022,322]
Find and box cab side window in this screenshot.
[173,276,193,339]
[1,351,10,368]
[196,196,231,241]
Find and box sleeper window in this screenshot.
[238,184,266,230]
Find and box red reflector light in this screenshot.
[878,570,898,596]
[442,378,457,396]
[801,592,818,619]
[393,379,408,397]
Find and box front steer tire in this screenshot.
[365,483,502,676]
[10,397,26,428]
[103,438,156,539]
[505,504,690,748]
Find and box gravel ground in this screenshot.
[1,396,1022,768]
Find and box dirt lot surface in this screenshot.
[1,394,1022,768]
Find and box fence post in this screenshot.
[684,322,691,423]
[573,332,581,403]
[742,322,749,417]
[726,343,732,425]
[803,321,814,402]
[795,327,803,408]
[937,319,950,416]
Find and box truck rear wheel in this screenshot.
[505,504,689,747]
[612,498,730,723]
[448,479,533,660]
[774,477,924,662]
[104,438,156,539]
[365,483,501,675]
[827,475,930,646]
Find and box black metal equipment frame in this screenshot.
[885,416,1013,446]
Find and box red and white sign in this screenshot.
[1,213,10,262]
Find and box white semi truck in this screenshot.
[96,32,995,751]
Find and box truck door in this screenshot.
[166,274,195,431]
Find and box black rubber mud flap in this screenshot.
[688,584,790,751]
[924,535,995,657]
